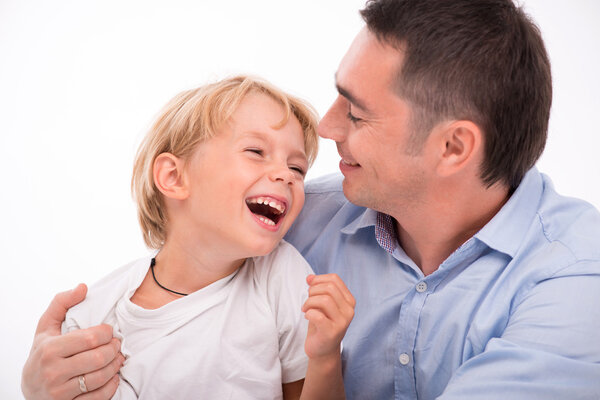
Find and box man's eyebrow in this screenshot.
[335,77,369,112]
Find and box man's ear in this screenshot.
[153,153,189,200]
[435,120,482,177]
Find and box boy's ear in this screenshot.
[153,153,189,200]
[434,120,482,177]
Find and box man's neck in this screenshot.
[392,182,510,276]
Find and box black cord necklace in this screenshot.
[150,257,189,296]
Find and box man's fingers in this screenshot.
[36,284,88,335]
[51,324,116,358]
[66,353,124,399]
[75,374,120,400]
[64,337,122,375]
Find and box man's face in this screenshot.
[318,27,430,214]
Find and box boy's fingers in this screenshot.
[304,308,333,330]
[306,284,354,317]
[307,274,355,307]
[55,325,116,358]
[36,284,88,336]
[303,295,354,327]
[303,295,339,320]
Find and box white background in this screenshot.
[1,1,598,398]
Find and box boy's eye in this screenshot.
[246,148,263,155]
[289,166,306,176]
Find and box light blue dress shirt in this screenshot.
[285,168,600,399]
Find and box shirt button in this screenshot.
[416,281,427,293]
[399,353,410,365]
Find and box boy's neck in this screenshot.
[130,238,245,310]
[154,239,245,295]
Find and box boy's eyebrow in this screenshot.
[335,74,370,113]
[241,131,308,161]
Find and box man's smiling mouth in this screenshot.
[341,159,360,167]
[245,196,287,226]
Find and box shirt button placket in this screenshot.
[416,281,427,293]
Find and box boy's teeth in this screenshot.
[258,216,275,226]
[247,197,286,214]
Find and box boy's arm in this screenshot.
[298,273,355,400]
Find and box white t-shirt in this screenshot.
[63,240,312,399]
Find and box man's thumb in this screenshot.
[35,283,88,335]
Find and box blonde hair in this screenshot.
[132,75,319,248]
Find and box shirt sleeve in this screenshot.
[262,241,313,383]
[438,260,600,399]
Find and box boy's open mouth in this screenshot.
[246,196,287,226]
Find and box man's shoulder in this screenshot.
[304,173,345,195]
[536,174,600,262]
[293,173,363,229]
[286,173,366,254]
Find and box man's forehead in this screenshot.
[334,28,403,110]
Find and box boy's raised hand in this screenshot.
[302,273,355,359]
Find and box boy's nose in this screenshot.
[269,164,294,185]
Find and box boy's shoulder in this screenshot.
[63,256,151,331]
[86,256,151,295]
[252,240,314,281]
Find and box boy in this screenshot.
[62,76,354,399]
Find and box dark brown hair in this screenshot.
[361,0,552,189]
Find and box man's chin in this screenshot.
[342,179,369,207]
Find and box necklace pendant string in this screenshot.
[150,257,189,296]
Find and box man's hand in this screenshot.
[21,284,124,400]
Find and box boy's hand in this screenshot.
[302,274,355,359]
[21,284,124,400]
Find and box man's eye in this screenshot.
[347,111,361,123]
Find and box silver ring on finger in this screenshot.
[78,375,88,393]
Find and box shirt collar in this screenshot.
[474,167,543,258]
[338,167,544,259]
[340,207,378,234]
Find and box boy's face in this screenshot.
[181,92,308,258]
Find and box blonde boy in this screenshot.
[62,76,354,399]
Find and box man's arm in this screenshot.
[22,284,124,400]
[439,267,600,399]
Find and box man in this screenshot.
[22,0,600,399]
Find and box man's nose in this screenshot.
[317,96,348,142]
